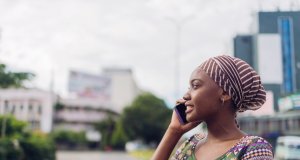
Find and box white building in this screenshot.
[54,97,113,132]
[53,67,140,135]
[103,67,140,112]
[0,88,56,133]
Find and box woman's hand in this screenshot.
[168,99,201,135]
[151,99,201,160]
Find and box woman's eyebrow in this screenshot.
[190,79,204,84]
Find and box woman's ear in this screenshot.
[220,89,231,101]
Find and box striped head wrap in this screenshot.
[199,55,266,112]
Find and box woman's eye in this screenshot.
[191,84,199,89]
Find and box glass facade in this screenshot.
[278,17,295,94]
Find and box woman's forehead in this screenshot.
[190,68,208,80]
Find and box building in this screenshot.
[103,67,140,112]
[53,67,140,137]
[0,88,56,133]
[54,97,114,132]
[68,68,140,113]
[235,11,300,149]
[233,35,254,67]
[234,11,300,112]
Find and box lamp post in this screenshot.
[165,15,195,99]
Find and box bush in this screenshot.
[51,130,87,149]
[0,138,23,160]
[111,120,128,150]
[0,115,27,138]
[20,131,56,160]
[0,116,56,160]
[94,116,116,150]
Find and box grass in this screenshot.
[129,149,155,160]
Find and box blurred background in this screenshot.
[0,0,300,159]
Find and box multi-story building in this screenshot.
[234,11,300,112]
[234,11,300,148]
[53,67,140,138]
[103,67,140,112]
[54,97,115,132]
[0,88,56,133]
[0,67,140,138]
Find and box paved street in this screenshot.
[56,151,138,160]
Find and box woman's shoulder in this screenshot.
[240,135,272,145]
[239,135,273,159]
[171,133,206,160]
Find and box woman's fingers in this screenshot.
[175,99,186,105]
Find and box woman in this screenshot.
[151,55,273,160]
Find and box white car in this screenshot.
[275,136,300,160]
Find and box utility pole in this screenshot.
[1,101,10,139]
[165,15,195,99]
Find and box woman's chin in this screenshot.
[186,114,193,122]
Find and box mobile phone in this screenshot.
[174,103,188,125]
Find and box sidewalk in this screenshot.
[56,151,137,160]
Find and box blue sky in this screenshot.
[0,0,297,106]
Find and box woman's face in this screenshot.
[183,68,223,122]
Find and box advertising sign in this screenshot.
[68,70,111,99]
[278,94,300,112]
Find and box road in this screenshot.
[56,151,138,160]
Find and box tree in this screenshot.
[94,115,116,149]
[0,115,27,138]
[0,64,35,88]
[111,120,128,150]
[121,92,172,144]
[0,116,55,160]
[51,130,87,149]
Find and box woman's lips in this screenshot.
[185,106,193,114]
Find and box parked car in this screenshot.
[125,140,149,152]
[275,136,300,160]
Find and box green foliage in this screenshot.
[111,120,128,150]
[51,130,87,148]
[20,131,56,160]
[0,138,23,160]
[121,92,172,144]
[94,116,116,149]
[0,116,26,160]
[0,116,56,160]
[0,115,27,138]
[54,102,64,111]
[0,64,35,88]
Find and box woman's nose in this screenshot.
[183,91,191,101]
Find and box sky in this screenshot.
[0,0,298,106]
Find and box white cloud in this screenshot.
[0,0,298,106]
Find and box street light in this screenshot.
[165,15,195,99]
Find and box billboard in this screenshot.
[278,94,300,112]
[256,34,283,84]
[68,70,111,99]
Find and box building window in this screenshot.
[38,105,42,115]
[285,119,290,130]
[28,104,33,113]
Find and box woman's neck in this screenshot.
[205,115,245,143]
